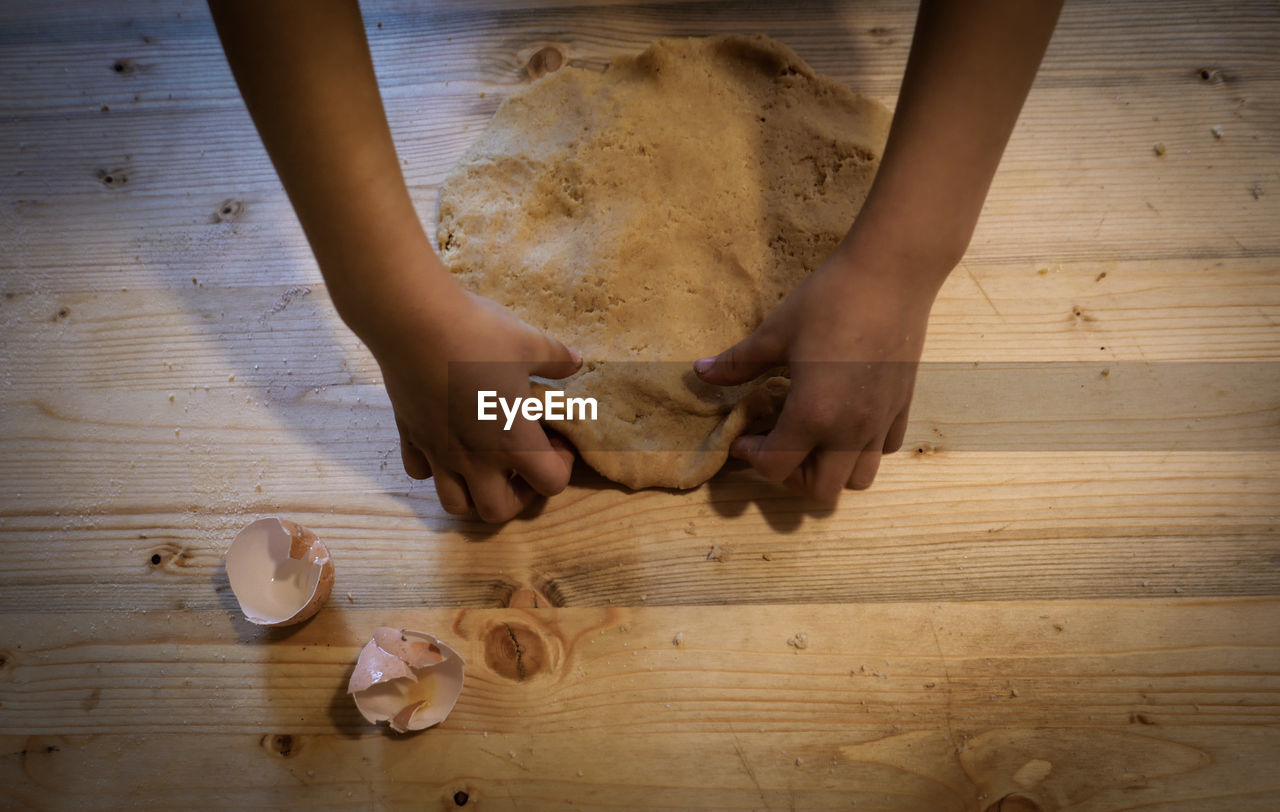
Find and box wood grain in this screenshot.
[1,0,1278,807]
[2,601,1278,808]
[1,0,1278,295]
[0,444,1277,611]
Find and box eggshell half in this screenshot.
[347,639,416,694]
[348,627,465,733]
[225,517,335,626]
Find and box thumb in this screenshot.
[529,332,583,380]
[694,328,782,387]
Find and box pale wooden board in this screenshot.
[1,601,1279,808]
[2,0,1279,807]
[1,0,1278,296]
[0,427,1278,610]
[3,259,1280,387]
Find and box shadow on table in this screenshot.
[704,461,837,532]
[559,455,835,534]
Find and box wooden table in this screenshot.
[2,1,1277,808]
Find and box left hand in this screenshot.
[694,245,939,501]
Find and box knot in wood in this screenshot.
[213,199,243,223]
[505,586,552,608]
[483,621,548,682]
[261,733,300,758]
[525,46,565,80]
[147,542,192,570]
[98,168,129,189]
[983,793,1044,812]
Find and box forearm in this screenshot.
[209,0,457,340]
[842,0,1063,289]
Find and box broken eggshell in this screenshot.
[225,517,334,626]
[348,627,465,733]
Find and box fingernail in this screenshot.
[694,357,714,374]
[569,347,582,366]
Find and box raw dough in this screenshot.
[438,34,891,489]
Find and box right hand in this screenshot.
[368,286,581,523]
[694,244,933,502]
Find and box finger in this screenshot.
[732,420,813,483]
[542,431,579,487]
[782,453,822,494]
[432,465,473,515]
[694,328,783,387]
[401,442,432,480]
[528,334,582,380]
[810,449,859,502]
[847,439,885,491]
[883,404,911,455]
[396,417,432,480]
[510,435,575,508]
[504,422,575,496]
[729,433,761,461]
[783,454,813,491]
[545,429,578,467]
[508,473,539,510]
[465,469,527,524]
[509,445,573,496]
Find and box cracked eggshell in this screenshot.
[348,627,465,733]
[225,517,334,626]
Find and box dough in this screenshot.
[438,35,891,489]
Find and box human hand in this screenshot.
[694,246,939,501]
[369,286,581,522]
[684,0,1061,505]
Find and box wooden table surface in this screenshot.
[2,0,1278,808]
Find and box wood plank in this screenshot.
[4,729,1279,810]
[3,84,1275,286]
[2,259,1277,399]
[1,270,1277,611]
[2,0,1277,103]
[0,450,1276,612]
[1,601,1278,808]
[2,1,1277,293]
[1,0,1278,806]
[3,363,1275,456]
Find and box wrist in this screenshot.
[829,210,959,302]
[836,165,981,290]
[324,238,466,356]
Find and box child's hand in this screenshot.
[685,0,1063,501]
[370,287,581,522]
[209,1,580,523]
[694,245,937,501]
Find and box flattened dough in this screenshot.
[438,35,891,489]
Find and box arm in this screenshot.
[209,0,579,522]
[695,0,1063,500]
[209,0,437,332]
[850,0,1064,276]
